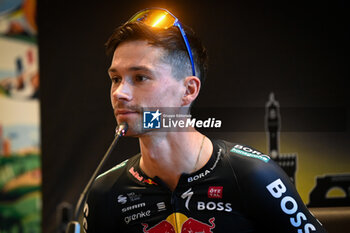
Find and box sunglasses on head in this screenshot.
[128,8,196,77]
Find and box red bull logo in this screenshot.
[129,167,158,185]
[143,178,158,185]
[142,213,215,233]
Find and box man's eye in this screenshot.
[111,77,122,83]
[135,75,149,82]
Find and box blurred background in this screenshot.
[0,0,349,232]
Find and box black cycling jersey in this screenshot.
[82,139,327,233]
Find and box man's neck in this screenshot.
[138,130,213,191]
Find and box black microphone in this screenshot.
[65,122,128,233]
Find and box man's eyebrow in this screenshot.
[108,66,153,74]
[108,67,117,74]
[128,66,152,72]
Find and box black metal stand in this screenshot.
[65,123,128,233]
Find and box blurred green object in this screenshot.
[0,155,41,232]
[0,154,40,190]
[0,191,41,232]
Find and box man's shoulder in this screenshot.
[214,139,271,164]
[213,139,281,181]
[215,139,288,188]
[92,153,140,191]
[213,139,327,233]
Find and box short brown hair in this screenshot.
[105,22,208,83]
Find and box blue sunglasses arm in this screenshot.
[174,21,196,77]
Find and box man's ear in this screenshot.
[182,76,201,106]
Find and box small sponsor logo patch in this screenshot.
[143,178,158,185]
[157,202,166,212]
[208,186,223,199]
[231,145,270,163]
[197,201,232,212]
[122,202,146,213]
[118,195,127,204]
[129,167,158,185]
[127,192,142,202]
[181,188,194,211]
[124,210,151,224]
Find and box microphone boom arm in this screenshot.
[65,123,128,233]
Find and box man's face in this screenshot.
[108,40,186,136]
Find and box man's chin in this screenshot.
[117,121,143,137]
[118,124,162,138]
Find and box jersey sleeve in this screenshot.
[227,143,328,233]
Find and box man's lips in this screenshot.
[115,109,139,115]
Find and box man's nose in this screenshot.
[112,81,132,101]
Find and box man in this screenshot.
[82,8,327,232]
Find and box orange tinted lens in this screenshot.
[128,9,176,29]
